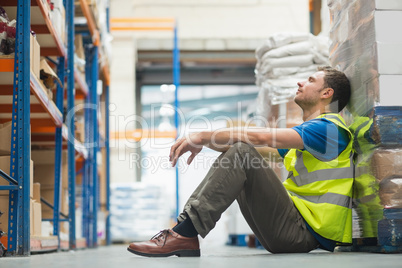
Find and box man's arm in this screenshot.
[199,127,303,149]
[170,127,302,166]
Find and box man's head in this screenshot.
[294,66,351,113]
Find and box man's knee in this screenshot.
[231,142,254,153]
[224,142,257,163]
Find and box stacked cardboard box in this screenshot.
[32,150,70,236]
[39,59,60,100]
[0,122,11,156]
[31,183,42,236]
[30,34,40,79]
[31,150,69,222]
[0,122,39,236]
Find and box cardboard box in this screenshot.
[379,177,402,208]
[34,164,68,190]
[0,195,9,233]
[372,149,402,182]
[32,201,42,236]
[32,150,68,189]
[30,34,41,79]
[41,187,68,219]
[39,59,61,92]
[75,34,85,60]
[33,182,41,202]
[0,156,34,198]
[0,122,11,156]
[30,199,34,236]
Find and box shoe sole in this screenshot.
[127,247,200,257]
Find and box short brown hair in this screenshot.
[317,66,351,112]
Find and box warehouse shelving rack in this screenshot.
[75,0,111,249]
[0,0,110,256]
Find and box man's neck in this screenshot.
[302,106,333,122]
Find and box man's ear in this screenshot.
[321,87,334,100]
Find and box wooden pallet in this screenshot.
[60,238,87,251]
[30,235,58,253]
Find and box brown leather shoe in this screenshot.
[127,229,200,257]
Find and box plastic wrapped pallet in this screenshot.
[328,0,402,116]
[349,117,383,238]
[110,182,173,242]
[328,1,402,246]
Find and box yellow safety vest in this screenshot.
[282,113,354,243]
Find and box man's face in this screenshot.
[294,71,326,108]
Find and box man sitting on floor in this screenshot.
[127,66,353,257]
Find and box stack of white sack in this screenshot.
[254,32,330,110]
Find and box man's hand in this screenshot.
[169,133,204,167]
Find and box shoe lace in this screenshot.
[151,229,171,246]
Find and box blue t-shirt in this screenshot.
[278,117,350,251]
[277,118,349,161]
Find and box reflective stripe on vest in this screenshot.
[287,190,352,209]
[290,150,354,187]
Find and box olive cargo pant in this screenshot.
[177,142,319,253]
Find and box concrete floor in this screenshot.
[1,244,402,268]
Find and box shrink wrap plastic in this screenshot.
[254,32,330,120]
[371,149,402,183]
[379,178,402,208]
[110,183,173,241]
[350,117,382,238]
[372,149,402,209]
[329,0,402,243]
[328,0,402,116]
[378,219,402,247]
[350,121,402,237]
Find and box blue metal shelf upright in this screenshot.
[66,0,77,250]
[75,0,111,248]
[0,0,31,256]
